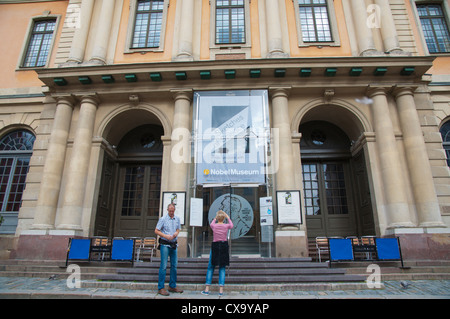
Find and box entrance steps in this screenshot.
[96,257,365,285]
[0,258,449,292]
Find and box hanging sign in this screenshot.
[189,198,203,227]
[193,90,270,185]
[259,196,273,226]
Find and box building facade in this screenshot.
[0,0,449,260]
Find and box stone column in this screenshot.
[66,0,95,63]
[368,87,414,228]
[32,96,74,230]
[393,87,445,227]
[169,90,192,191]
[265,0,288,58]
[89,0,115,64]
[270,87,295,190]
[57,95,99,231]
[174,0,194,61]
[374,0,402,53]
[270,88,307,257]
[350,0,377,55]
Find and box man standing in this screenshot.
[155,203,183,296]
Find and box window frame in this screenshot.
[209,0,252,59]
[440,120,450,168]
[0,130,35,234]
[412,0,450,55]
[17,14,60,69]
[293,0,340,47]
[215,0,246,45]
[125,0,170,53]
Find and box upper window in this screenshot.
[298,0,332,43]
[293,0,340,47]
[215,0,245,44]
[0,130,35,216]
[131,0,164,48]
[440,121,450,167]
[417,3,450,53]
[126,0,168,52]
[22,19,57,68]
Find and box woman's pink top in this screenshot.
[210,219,234,242]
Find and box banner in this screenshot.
[194,90,269,185]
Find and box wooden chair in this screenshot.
[361,236,376,260]
[136,237,157,262]
[91,236,110,261]
[315,237,329,262]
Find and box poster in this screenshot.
[193,90,270,185]
[162,192,185,225]
[189,198,203,227]
[259,196,273,226]
[276,191,302,224]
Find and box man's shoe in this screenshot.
[168,287,184,293]
[158,288,170,296]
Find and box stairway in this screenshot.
[96,257,365,284]
[1,258,449,289]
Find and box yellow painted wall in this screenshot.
[250,0,262,59]
[200,0,211,60]
[0,1,68,90]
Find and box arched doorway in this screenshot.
[299,120,375,238]
[94,106,167,238]
[112,124,163,238]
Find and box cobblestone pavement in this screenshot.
[0,276,449,299]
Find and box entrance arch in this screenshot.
[297,104,375,238]
[94,106,168,238]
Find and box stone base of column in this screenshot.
[275,230,308,258]
[267,50,289,58]
[385,228,450,260]
[176,231,189,258]
[173,53,194,62]
[11,234,75,260]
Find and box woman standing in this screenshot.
[201,210,233,296]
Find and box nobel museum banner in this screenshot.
[193,90,270,185]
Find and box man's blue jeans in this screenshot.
[158,245,178,290]
[205,251,226,286]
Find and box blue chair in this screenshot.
[329,238,354,266]
[111,239,134,264]
[66,238,91,266]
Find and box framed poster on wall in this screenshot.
[276,190,302,224]
[162,192,186,225]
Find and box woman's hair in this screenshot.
[216,210,226,222]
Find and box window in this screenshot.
[0,130,35,215]
[131,0,164,48]
[298,0,332,43]
[302,163,349,216]
[215,0,245,44]
[22,19,57,67]
[417,3,450,53]
[440,121,450,167]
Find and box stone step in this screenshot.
[96,257,366,284]
[116,266,347,276]
[1,258,449,284]
[97,273,365,283]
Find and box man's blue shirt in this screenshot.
[156,214,181,243]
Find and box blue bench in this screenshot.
[328,237,406,268]
[65,238,135,267]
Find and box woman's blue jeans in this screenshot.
[158,245,178,290]
[205,251,226,286]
